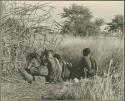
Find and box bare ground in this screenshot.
[1,77,69,101]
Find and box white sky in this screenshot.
[50,1,124,22]
[5,1,124,25]
[24,1,124,23]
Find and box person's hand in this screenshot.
[84,68,88,72]
[89,69,95,74]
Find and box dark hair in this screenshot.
[43,49,53,55]
[29,51,39,60]
[53,54,61,60]
[26,51,40,65]
[83,48,90,56]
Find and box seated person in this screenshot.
[79,48,98,78]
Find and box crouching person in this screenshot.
[18,67,34,84]
[18,51,48,84]
[44,50,63,83]
[79,48,98,78]
[53,53,72,81]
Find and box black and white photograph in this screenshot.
[0,1,124,101]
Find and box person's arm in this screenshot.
[94,59,98,72]
[79,59,85,72]
[84,68,88,78]
[90,57,97,74]
[79,58,89,78]
[27,63,32,69]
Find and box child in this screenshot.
[80,48,98,78]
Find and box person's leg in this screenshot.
[33,76,35,81]
[19,68,33,84]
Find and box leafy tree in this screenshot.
[61,4,104,36]
[106,15,124,37]
[62,4,92,21]
[95,18,104,27]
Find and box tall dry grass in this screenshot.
[57,35,123,74]
[52,35,124,101]
[1,2,124,101]
[1,34,124,101]
[33,35,123,101]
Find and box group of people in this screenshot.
[18,48,98,84]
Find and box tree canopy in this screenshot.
[61,4,104,36]
[105,15,124,38]
[107,15,123,33]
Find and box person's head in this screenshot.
[40,49,54,64]
[27,51,40,68]
[44,50,54,61]
[83,48,90,56]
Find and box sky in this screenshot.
[50,1,124,23]
[23,1,124,23]
[7,1,124,22]
[4,1,124,28]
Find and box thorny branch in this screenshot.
[1,1,62,76]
